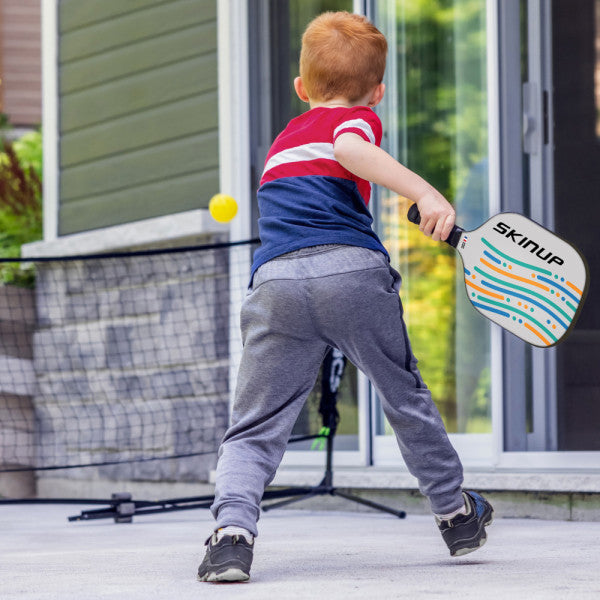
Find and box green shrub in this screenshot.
[12,131,43,180]
[0,135,43,287]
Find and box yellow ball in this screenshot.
[209,193,238,223]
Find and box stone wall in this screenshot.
[31,243,231,494]
[0,286,36,497]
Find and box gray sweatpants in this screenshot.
[211,245,464,536]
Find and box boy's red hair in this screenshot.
[300,11,387,102]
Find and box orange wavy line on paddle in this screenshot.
[465,279,504,300]
[523,321,551,346]
[566,281,582,296]
[480,258,550,292]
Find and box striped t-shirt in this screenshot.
[251,105,389,279]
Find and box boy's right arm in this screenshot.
[334,132,455,242]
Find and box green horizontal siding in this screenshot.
[57,0,218,236]
[59,0,169,33]
[60,22,216,95]
[60,54,216,132]
[60,0,215,62]
[59,171,218,233]
[61,93,217,167]
[61,132,218,201]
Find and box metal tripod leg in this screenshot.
[332,489,406,518]
[261,490,322,511]
[258,424,409,518]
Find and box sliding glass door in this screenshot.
[248,0,498,468]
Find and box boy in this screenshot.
[198,11,493,583]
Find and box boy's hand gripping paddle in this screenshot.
[407,204,589,347]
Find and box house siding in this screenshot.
[57,0,219,235]
[0,0,42,126]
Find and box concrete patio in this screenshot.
[1,502,599,599]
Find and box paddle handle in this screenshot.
[407,204,464,248]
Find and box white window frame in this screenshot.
[41,0,59,242]
[217,0,254,422]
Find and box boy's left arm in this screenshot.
[334,132,455,242]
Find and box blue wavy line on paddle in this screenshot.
[483,250,501,264]
[471,301,510,318]
[536,276,580,304]
[480,279,568,330]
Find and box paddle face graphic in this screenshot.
[408,207,589,347]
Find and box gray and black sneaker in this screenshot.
[436,491,494,557]
[197,532,254,583]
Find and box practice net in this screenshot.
[0,239,258,494]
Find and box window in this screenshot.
[248,0,494,465]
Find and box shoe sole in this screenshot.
[198,568,250,583]
[451,510,494,557]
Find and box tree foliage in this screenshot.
[0,132,43,287]
[380,0,491,432]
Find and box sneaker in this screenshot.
[436,491,494,557]
[197,532,254,583]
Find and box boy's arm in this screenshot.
[334,132,455,242]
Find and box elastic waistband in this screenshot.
[273,244,342,259]
[252,244,389,287]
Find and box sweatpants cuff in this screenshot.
[428,489,465,516]
[214,502,259,538]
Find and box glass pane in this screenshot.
[374,0,491,434]
[266,0,358,450]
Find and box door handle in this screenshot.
[522,81,540,155]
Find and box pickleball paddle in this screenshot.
[407,204,589,347]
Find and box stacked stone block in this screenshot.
[32,244,232,489]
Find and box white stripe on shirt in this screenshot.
[333,118,376,144]
[262,142,335,178]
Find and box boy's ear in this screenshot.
[294,77,310,103]
[368,83,385,108]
